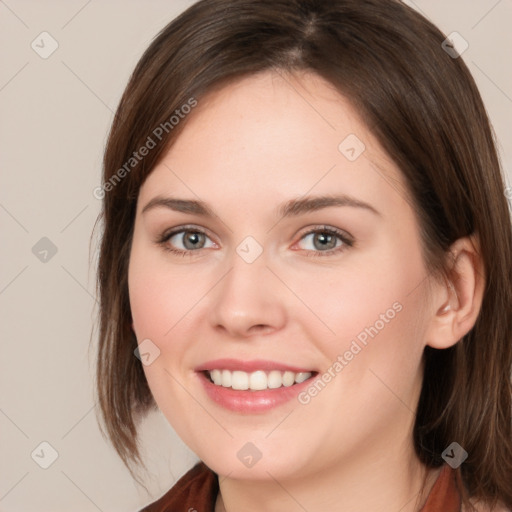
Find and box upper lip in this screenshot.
[195,358,316,373]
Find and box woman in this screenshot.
[94,0,512,510]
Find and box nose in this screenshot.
[208,252,288,339]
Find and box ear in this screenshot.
[424,234,485,349]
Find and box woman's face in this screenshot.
[128,70,435,480]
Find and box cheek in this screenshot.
[128,247,208,348]
[128,252,205,435]
[286,236,429,400]
[287,241,426,344]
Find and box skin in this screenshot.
[128,70,485,512]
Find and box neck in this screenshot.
[215,446,441,512]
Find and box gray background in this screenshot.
[1,1,511,511]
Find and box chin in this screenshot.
[196,439,314,482]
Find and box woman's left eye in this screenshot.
[157,225,353,257]
[295,227,354,257]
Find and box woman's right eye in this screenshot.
[157,228,216,256]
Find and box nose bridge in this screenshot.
[208,246,287,336]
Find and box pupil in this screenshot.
[184,232,203,250]
[315,233,335,250]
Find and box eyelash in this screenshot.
[156,225,354,258]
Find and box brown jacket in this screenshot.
[140,462,461,511]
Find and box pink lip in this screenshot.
[195,358,315,373]
[194,359,317,413]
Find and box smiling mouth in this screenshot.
[204,369,317,391]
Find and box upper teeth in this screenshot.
[208,369,312,390]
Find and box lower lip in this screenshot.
[197,372,316,413]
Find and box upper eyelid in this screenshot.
[161,224,215,239]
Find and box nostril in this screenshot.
[249,324,272,335]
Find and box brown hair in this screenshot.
[94,0,512,507]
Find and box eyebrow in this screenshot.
[141,194,381,218]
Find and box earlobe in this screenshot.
[425,235,485,350]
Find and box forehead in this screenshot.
[137,70,412,217]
